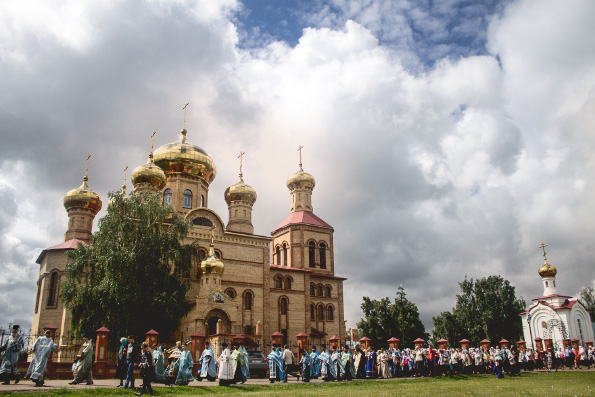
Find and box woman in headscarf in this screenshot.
[152,344,165,382]
[115,337,128,387]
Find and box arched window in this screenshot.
[310,304,315,320]
[243,291,253,310]
[284,277,292,290]
[274,276,283,289]
[283,243,288,266]
[545,281,549,287]
[276,246,281,265]
[320,243,326,269]
[280,297,288,315]
[310,283,315,296]
[193,217,213,227]
[183,189,193,208]
[200,195,205,207]
[309,241,315,267]
[225,288,236,299]
[317,284,323,297]
[317,304,325,321]
[35,281,41,313]
[163,188,172,205]
[47,272,59,307]
[327,305,334,321]
[325,286,331,297]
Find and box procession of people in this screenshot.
[1,326,594,391]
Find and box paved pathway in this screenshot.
[1,368,593,392]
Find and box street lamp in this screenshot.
[397,285,406,348]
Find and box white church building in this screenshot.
[520,245,594,351]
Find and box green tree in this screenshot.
[579,286,595,321]
[357,288,428,349]
[432,275,526,346]
[60,192,195,344]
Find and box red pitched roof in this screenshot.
[272,211,333,233]
[36,238,88,263]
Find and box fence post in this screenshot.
[94,327,110,379]
[43,324,58,378]
[296,332,308,361]
[145,329,159,349]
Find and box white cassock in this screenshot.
[217,348,233,380]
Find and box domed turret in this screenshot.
[132,132,167,194]
[286,168,315,190]
[200,243,225,275]
[63,155,102,241]
[287,147,315,213]
[153,129,216,183]
[225,176,257,205]
[538,259,557,278]
[225,153,257,234]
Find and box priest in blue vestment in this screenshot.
[174,343,194,385]
[310,346,320,378]
[267,344,285,383]
[365,346,377,378]
[152,346,165,382]
[330,346,345,381]
[318,345,336,381]
[299,348,311,382]
[0,325,24,385]
[341,345,356,380]
[26,330,58,387]
[197,342,216,381]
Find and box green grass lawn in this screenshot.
[1,372,594,396]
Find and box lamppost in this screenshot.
[527,313,534,351]
[397,285,406,347]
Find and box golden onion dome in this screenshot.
[201,243,224,275]
[131,154,166,190]
[153,129,216,184]
[224,175,257,205]
[286,167,315,190]
[538,259,557,278]
[63,176,102,214]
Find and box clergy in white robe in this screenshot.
[217,343,233,386]
[26,331,58,386]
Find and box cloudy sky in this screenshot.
[1,0,594,333]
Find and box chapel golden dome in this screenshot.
[153,129,216,184]
[63,175,103,214]
[201,243,224,275]
[538,259,557,278]
[131,154,166,190]
[286,167,315,190]
[225,176,257,205]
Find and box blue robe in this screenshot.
[341,351,356,379]
[268,349,285,381]
[153,347,165,381]
[331,351,345,379]
[0,334,24,377]
[174,350,194,384]
[365,350,377,378]
[319,350,336,379]
[199,346,216,378]
[239,346,250,378]
[26,336,57,381]
[300,352,311,380]
[310,349,320,377]
[231,349,248,383]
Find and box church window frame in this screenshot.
[319,242,327,269]
[34,280,42,313]
[279,296,289,315]
[327,304,334,321]
[308,241,316,267]
[200,195,205,207]
[284,277,292,290]
[274,275,283,289]
[225,288,236,299]
[183,189,193,208]
[325,285,332,297]
[163,188,173,205]
[545,281,549,287]
[47,271,60,308]
[276,246,281,265]
[310,304,315,320]
[317,284,323,297]
[317,304,325,321]
[310,283,316,296]
[243,290,253,311]
[283,243,288,266]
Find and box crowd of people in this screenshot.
[2,324,594,392]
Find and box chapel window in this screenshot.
[325,286,331,297]
[309,242,315,267]
[183,190,192,208]
[34,281,41,313]
[310,283,315,296]
[320,243,326,269]
[193,217,213,227]
[243,291,253,310]
[245,325,253,335]
[47,272,59,307]
[274,276,283,289]
[200,195,205,207]
[327,305,334,321]
[280,297,288,315]
[276,246,281,265]
[317,305,325,321]
[283,244,288,266]
[163,189,172,205]
[284,277,292,290]
[310,304,315,320]
[225,288,236,299]
[317,285,323,297]
[545,281,549,287]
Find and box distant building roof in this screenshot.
[36,238,88,263]
[272,211,333,233]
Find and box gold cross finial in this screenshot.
[150,131,156,153]
[297,145,304,170]
[124,166,128,183]
[238,151,245,179]
[85,154,91,178]
[539,242,548,261]
[182,103,189,129]
[210,225,216,246]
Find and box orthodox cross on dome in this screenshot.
[238,151,245,179]
[210,225,216,246]
[123,165,128,183]
[297,145,304,170]
[182,103,190,129]
[539,242,548,261]
[150,131,156,154]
